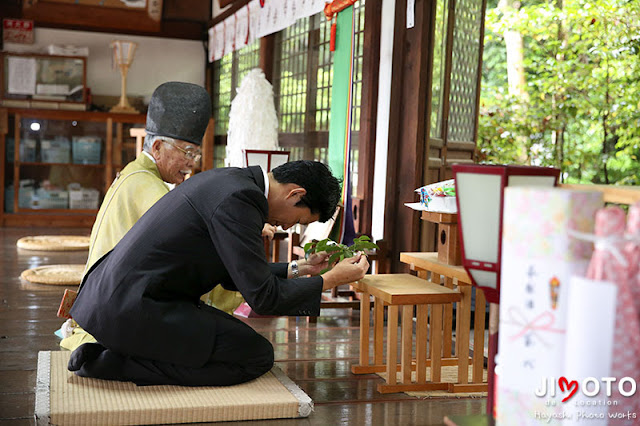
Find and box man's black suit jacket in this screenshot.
[71,166,324,368]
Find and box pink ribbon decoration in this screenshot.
[505,307,565,347]
[587,206,640,421]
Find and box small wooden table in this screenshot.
[400,252,488,392]
[351,274,461,393]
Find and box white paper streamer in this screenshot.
[210,0,325,62]
[224,17,236,57]
[248,0,262,45]
[235,7,250,48]
[209,24,225,61]
[295,0,326,20]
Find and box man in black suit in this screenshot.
[68,160,369,386]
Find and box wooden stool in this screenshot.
[351,274,461,393]
[400,252,489,393]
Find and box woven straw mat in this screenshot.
[378,366,488,398]
[20,264,84,286]
[17,235,90,251]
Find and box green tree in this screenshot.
[479,0,640,185]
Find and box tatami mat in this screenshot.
[36,351,313,425]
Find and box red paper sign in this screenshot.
[3,19,34,45]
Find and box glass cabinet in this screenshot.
[0,108,145,227]
[1,52,87,110]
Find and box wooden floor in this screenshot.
[0,226,485,425]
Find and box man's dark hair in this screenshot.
[272,160,342,222]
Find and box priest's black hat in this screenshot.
[145,82,211,146]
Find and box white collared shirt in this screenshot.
[142,150,175,190]
[142,151,156,163]
[261,166,269,198]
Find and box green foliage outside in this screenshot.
[479,0,640,184]
[304,235,379,273]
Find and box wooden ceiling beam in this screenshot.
[15,0,211,40]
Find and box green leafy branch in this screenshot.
[303,235,379,273]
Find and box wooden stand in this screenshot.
[130,127,146,156]
[110,49,139,114]
[421,211,461,265]
[351,274,463,393]
[399,252,489,393]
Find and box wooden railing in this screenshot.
[559,183,640,205]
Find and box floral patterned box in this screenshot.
[496,187,603,425]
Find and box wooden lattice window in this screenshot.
[236,40,261,86]
[211,5,366,172]
[276,18,310,135]
[272,13,333,164]
[351,1,366,134]
[426,0,485,179]
[272,3,366,197]
[447,0,483,143]
[212,54,233,137]
[430,0,449,140]
[211,39,260,167]
[350,0,366,195]
[211,39,260,137]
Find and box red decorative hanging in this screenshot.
[245,4,250,45]
[329,18,337,51]
[232,13,237,50]
[222,20,226,56]
[324,0,358,52]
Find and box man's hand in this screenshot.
[261,224,277,240]
[321,253,369,291]
[298,251,329,276]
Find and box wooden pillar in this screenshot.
[201,118,215,171]
[356,0,382,237]
[259,34,276,83]
[383,0,433,272]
